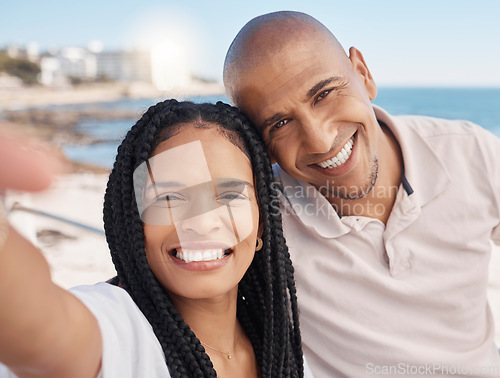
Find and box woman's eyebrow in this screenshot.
[144,181,185,194]
[216,179,254,190]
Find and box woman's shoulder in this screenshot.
[69,282,157,345]
[70,282,171,378]
[70,282,130,302]
[69,282,140,316]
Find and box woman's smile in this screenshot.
[140,124,260,300]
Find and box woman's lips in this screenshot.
[172,247,233,263]
[167,243,234,271]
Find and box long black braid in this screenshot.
[103,99,303,377]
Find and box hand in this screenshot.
[0,134,102,378]
[0,134,66,192]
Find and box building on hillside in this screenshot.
[4,42,194,90]
[95,49,151,82]
[39,47,96,86]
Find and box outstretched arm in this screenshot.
[0,136,102,378]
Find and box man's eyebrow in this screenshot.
[305,76,343,102]
[261,112,287,132]
[260,76,344,132]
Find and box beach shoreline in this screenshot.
[0,80,226,173]
[0,80,225,111]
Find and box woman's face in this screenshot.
[137,123,260,300]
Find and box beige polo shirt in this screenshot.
[275,105,500,377]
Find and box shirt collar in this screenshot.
[273,105,451,236]
[274,166,352,238]
[373,105,451,207]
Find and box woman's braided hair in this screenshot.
[103,99,303,377]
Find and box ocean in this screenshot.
[62,88,500,168]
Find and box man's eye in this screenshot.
[315,89,331,103]
[270,119,289,133]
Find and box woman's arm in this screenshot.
[0,136,102,378]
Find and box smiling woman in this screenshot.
[0,100,310,378]
[139,127,259,301]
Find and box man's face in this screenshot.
[232,35,380,200]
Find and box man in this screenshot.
[223,11,500,378]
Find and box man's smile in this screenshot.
[315,132,356,169]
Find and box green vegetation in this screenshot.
[0,51,40,85]
[68,74,114,86]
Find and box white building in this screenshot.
[95,49,152,82]
[16,41,192,89]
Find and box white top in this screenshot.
[0,282,168,378]
[274,105,500,378]
[71,283,170,378]
[0,282,314,377]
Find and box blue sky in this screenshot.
[1,0,499,87]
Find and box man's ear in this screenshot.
[348,46,377,101]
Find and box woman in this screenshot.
[0,100,310,377]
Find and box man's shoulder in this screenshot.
[392,113,482,139]
[374,104,485,140]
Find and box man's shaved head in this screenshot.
[223,11,348,106]
[222,10,380,205]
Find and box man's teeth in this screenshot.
[317,136,354,169]
[176,249,226,263]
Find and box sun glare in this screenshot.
[150,38,190,91]
[125,7,201,90]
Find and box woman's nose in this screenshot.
[178,208,223,236]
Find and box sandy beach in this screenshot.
[5,173,114,288]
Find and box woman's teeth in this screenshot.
[317,136,354,169]
[175,249,227,263]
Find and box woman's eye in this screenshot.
[218,192,248,204]
[154,194,184,207]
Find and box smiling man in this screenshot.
[224,11,500,378]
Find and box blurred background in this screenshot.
[0,0,499,343]
[3,0,499,88]
[1,0,499,168]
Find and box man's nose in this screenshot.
[298,116,337,154]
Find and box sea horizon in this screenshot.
[61,87,500,169]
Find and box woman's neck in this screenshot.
[170,287,241,350]
[169,287,260,377]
